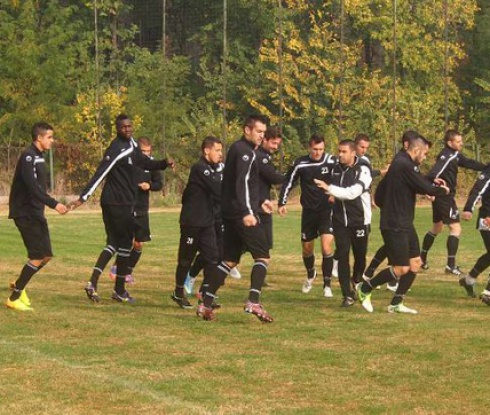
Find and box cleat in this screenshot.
[386,282,398,293]
[6,298,33,311]
[109,265,134,284]
[445,265,462,276]
[421,261,429,270]
[196,292,221,309]
[109,265,117,281]
[196,304,216,321]
[301,270,317,293]
[111,290,135,304]
[459,276,476,298]
[229,267,242,280]
[244,301,273,323]
[332,259,338,278]
[84,282,100,303]
[170,291,193,309]
[388,303,418,314]
[323,286,333,298]
[9,283,31,307]
[341,297,355,307]
[184,273,196,296]
[480,292,490,306]
[356,283,373,313]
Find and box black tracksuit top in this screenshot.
[463,166,490,221]
[9,144,59,219]
[79,135,169,206]
[427,146,486,196]
[279,153,337,211]
[377,151,447,231]
[256,146,284,204]
[134,160,163,216]
[180,157,223,227]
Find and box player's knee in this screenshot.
[133,241,144,250]
[42,256,52,265]
[394,265,410,276]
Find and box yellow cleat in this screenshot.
[6,298,33,311]
[9,282,31,307]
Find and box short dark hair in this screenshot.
[401,130,420,144]
[444,129,461,143]
[339,139,356,151]
[244,114,268,129]
[31,122,54,141]
[115,113,131,128]
[264,126,282,140]
[354,133,369,144]
[408,135,431,151]
[309,133,325,146]
[137,136,151,147]
[201,136,222,152]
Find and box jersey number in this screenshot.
[356,229,365,238]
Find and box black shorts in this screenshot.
[381,227,420,267]
[222,217,270,263]
[14,216,53,260]
[301,208,333,242]
[102,204,134,251]
[432,195,460,224]
[178,225,219,267]
[134,213,151,243]
[258,213,273,250]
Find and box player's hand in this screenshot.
[55,203,69,215]
[243,214,257,227]
[426,195,435,202]
[278,206,287,217]
[440,184,450,195]
[380,164,390,176]
[261,199,273,215]
[328,195,335,204]
[138,182,150,191]
[167,158,176,172]
[314,178,329,192]
[433,178,447,187]
[461,211,473,221]
[67,199,83,211]
[484,217,490,227]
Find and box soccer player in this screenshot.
[7,122,68,311]
[108,137,163,283]
[257,126,284,283]
[315,139,372,307]
[420,129,486,275]
[197,114,274,322]
[278,134,337,297]
[69,114,174,303]
[356,134,449,314]
[458,165,490,303]
[171,136,224,311]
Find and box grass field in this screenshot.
[1,205,490,415]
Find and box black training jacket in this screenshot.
[427,146,486,195]
[134,158,163,215]
[279,153,337,211]
[256,145,284,204]
[79,135,169,206]
[463,166,490,221]
[9,144,59,219]
[377,151,447,231]
[221,137,260,219]
[180,157,223,227]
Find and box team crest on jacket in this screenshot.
[25,156,32,162]
[262,158,269,164]
[204,169,210,176]
[440,155,446,160]
[242,155,249,161]
[480,174,485,180]
[414,166,419,172]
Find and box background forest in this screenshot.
[1,0,490,197]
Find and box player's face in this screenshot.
[116,119,134,140]
[262,137,282,154]
[338,144,356,166]
[414,144,429,165]
[37,130,55,151]
[448,135,463,151]
[309,141,325,161]
[205,143,223,164]
[356,140,369,156]
[139,145,151,156]
[244,121,267,147]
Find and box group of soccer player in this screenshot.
[7,115,490,320]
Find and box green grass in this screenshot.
[1,205,490,414]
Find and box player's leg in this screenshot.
[351,225,370,285]
[318,210,334,297]
[332,225,353,303]
[420,199,444,268]
[301,208,318,292]
[461,230,490,298]
[363,245,387,279]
